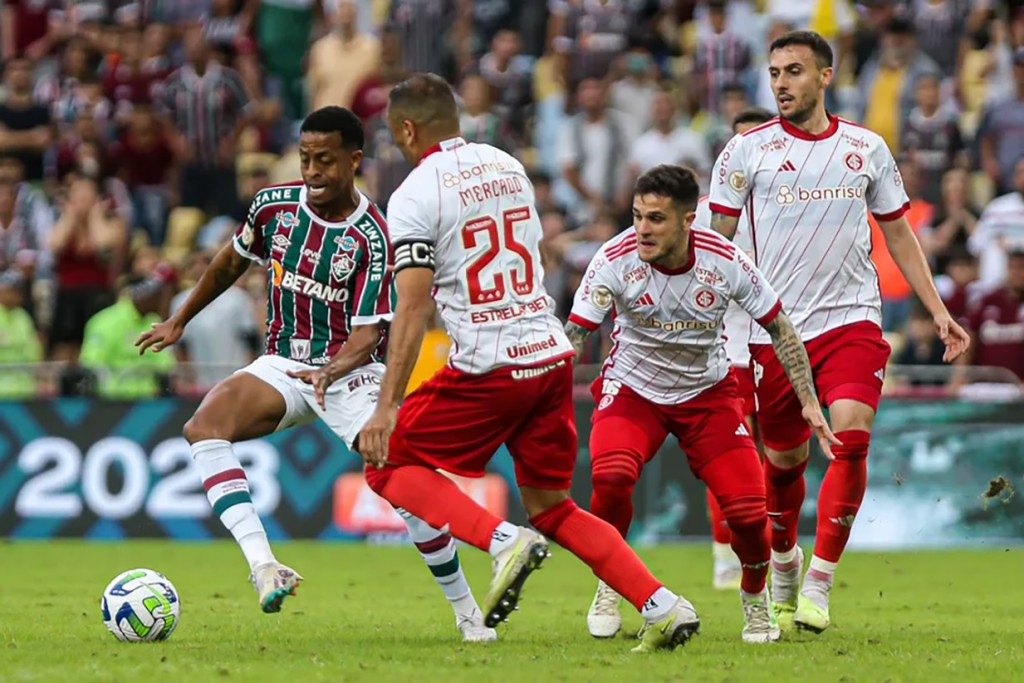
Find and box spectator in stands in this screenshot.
[609,49,659,133]
[970,156,1024,286]
[0,270,41,399]
[0,57,54,183]
[557,78,637,223]
[852,0,898,79]
[250,0,318,134]
[902,73,966,206]
[387,0,462,81]
[204,0,248,52]
[893,303,949,386]
[170,249,260,390]
[1,0,59,61]
[48,175,125,362]
[159,25,251,222]
[935,246,982,325]
[308,0,380,111]
[550,0,632,89]
[80,268,177,399]
[703,82,749,159]
[965,248,1024,382]
[872,159,934,332]
[33,37,97,115]
[627,88,712,194]
[459,74,514,152]
[908,0,974,80]
[859,17,941,155]
[925,167,980,274]
[101,27,169,123]
[469,28,533,139]
[978,47,1024,195]
[540,208,568,312]
[693,0,753,116]
[109,106,176,245]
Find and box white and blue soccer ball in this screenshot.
[101,568,180,642]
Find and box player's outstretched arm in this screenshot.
[878,216,970,362]
[358,267,435,468]
[286,324,383,410]
[564,320,593,361]
[135,240,250,354]
[710,211,740,241]
[761,311,842,458]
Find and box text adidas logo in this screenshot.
[633,292,655,307]
[828,514,857,528]
[778,160,797,172]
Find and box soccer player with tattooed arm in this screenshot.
[357,73,700,653]
[709,30,970,633]
[565,164,839,643]
[135,106,496,642]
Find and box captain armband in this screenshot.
[394,240,436,272]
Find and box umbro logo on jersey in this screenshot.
[633,292,655,307]
[778,160,797,172]
[271,234,291,252]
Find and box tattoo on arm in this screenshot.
[763,312,817,407]
[564,321,593,360]
[711,212,740,241]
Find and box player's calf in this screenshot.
[589,448,643,538]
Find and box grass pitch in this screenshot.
[0,541,1020,682]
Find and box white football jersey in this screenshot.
[709,115,909,344]
[569,227,782,405]
[388,137,573,374]
[695,194,754,367]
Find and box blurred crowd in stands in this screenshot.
[0,0,1023,400]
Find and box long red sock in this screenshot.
[764,457,808,553]
[814,430,870,563]
[590,450,642,538]
[700,447,769,593]
[365,465,500,551]
[531,499,662,611]
[706,488,731,544]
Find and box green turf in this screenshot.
[0,541,1020,682]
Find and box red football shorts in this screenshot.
[749,321,892,451]
[733,364,756,418]
[589,370,755,476]
[380,358,577,490]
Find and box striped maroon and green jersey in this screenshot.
[232,182,394,366]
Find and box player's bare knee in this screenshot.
[519,486,569,518]
[182,412,230,444]
[828,397,876,433]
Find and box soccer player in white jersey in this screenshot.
[565,164,838,643]
[709,31,970,633]
[357,74,699,653]
[695,107,776,592]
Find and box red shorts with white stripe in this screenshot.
[589,370,754,475]
[374,356,577,490]
[733,364,756,418]
[749,321,891,451]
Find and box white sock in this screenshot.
[191,439,275,571]
[640,586,678,622]
[487,521,520,557]
[397,508,480,618]
[806,555,838,584]
[772,547,798,565]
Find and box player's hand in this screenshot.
[286,367,336,411]
[801,402,842,460]
[934,313,970,362]
[357,405,397,469]
[135,318,184,355]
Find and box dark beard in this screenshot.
[780,98,817,125]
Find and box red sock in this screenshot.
[531,499,662,611]
[814,430,870,563]
[590,450,642,538]
[706,488,731,545]
[700,447,769,594]
[365,465,500,551]
[764,457,808,553]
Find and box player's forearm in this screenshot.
[710,212,739,240]
[322,324,382,383]
[564,320,593,361]
[881,218,950,318]
[763,312,818,408]
[174,242,250,326]
[377,299,432,409]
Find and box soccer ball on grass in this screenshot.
[101,568,180,642]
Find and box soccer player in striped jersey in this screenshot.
[135,106,495,641]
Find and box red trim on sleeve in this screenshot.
[568,313,600,331]
[709,202,742,218]
[872,201,911,223]
[756,300,783,326]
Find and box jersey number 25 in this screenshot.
[461,207,535,305]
